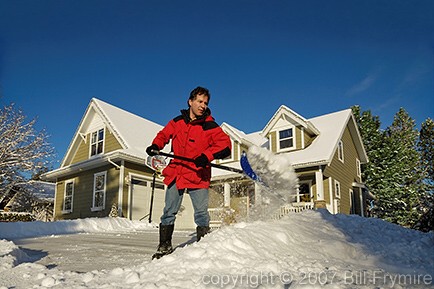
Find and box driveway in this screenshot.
[12,230,194,272]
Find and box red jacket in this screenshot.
[151,109,231,189]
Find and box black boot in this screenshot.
[152,224,174,259]
[196,226,210,242]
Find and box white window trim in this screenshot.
[356,158,361,178]
[62,179,74,214]
[89,127,105,158]
[92,171,107,211]
[338,140,344,163]
[334,199,341,214]
[334,179,341,199]
[220,139,236,163]
[276,125,296,152]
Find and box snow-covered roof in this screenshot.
[288,109,353,167]
[91,98,165,159]
[221,108,367,170]
[221,123,268,147]
[61,98,164,166]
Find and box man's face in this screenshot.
[189,93,209,120]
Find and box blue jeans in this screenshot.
[160,182,210,227]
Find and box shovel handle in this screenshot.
[151,150,244,174]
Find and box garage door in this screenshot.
[130,177,195,230]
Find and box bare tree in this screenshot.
[0,103,55,195]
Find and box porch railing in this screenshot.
[209,202,315,228]
[275,202,314,219]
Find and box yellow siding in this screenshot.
[323,177,331,204]
[54,165,119,220]
[295,126,302,149]
[70,137,89,164]
[54,182,66,218]
[233,141,240,161]
[105,130,123,152]
[323,126,360,214]
[269,131,277,153]
[69,128,122,166]
[304,131,315,148]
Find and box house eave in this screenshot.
[41,151,146,181]
[292,160,329,169]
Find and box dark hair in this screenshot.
[188,86,211,106]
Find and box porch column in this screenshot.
[224,182,231,207]
[314,168,326,209]
[118,160,125,217]
[359,188,365,217]
[254,182,262,205]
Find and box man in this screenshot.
[146,86,231,259]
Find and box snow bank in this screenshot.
[0,217,155,239]
[1,210,433,288]
[0,239,31,271]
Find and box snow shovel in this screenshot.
[150,150,261,182]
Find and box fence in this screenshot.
[274,202,315,219]
[209,202,315,228]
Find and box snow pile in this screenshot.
[0,240,31,271]
[0,217,154,239]
[247,145,298,219]
[1,210,433,288]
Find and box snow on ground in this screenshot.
[0,210,433,289]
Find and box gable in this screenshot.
[61,103,125,167]
[286,109,368,168]
[261,105,320,137]
[61,98,164,168]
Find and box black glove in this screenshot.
[146,144,159,156]
[194,154,209,168]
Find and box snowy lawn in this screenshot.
[0,210,433,289]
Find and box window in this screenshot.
[278,128,294,150]
[334,180,341,198]
[356,159,361,178]
[92,172,106,211]
[338,140,344,162]
[90,128,104,156]
[63,180,74,213]
[297,182,312,202]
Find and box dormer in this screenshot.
[261,105,319,153]
[220,123,267,163]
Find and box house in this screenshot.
[42,98,370,229]
[42,98,197,229]
[210,105,370,220]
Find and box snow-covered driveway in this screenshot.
[1,211,433,288]
[12,230,193,272]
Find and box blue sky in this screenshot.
[1,0,433,168]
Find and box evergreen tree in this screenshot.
[418,118,434,191]
[414,118,434,231]
[351,106,384,190]
[352,106,427,229]
[378,108,421,227]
